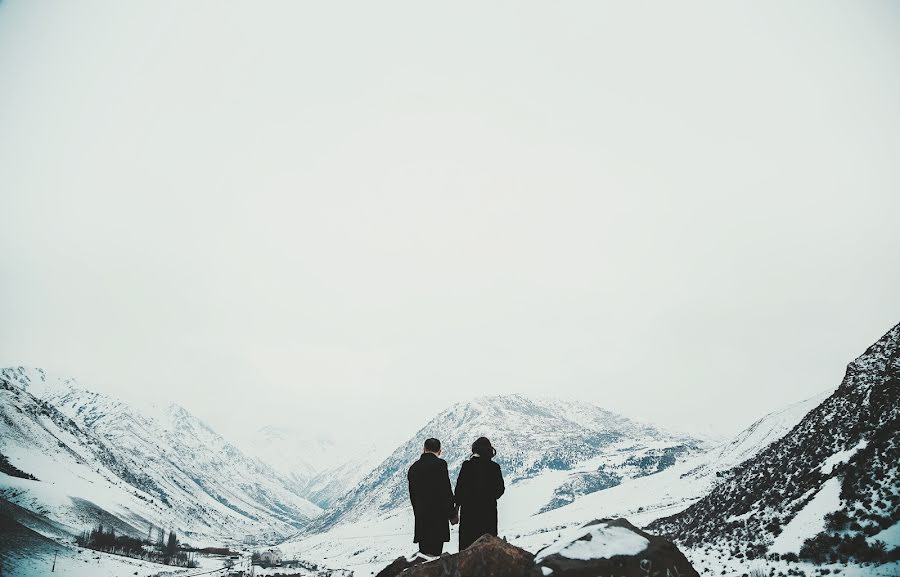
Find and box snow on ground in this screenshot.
[685,546,900,577]
[0,468,152,536]
[253,566,334,577]
[771,476,843,554]
[533,523,649,562]
[498,469,572,520]
[2,542,225,577]
[868,521,900,548]
[505,447,721,549]
[820,440,868,475]
[279,510,418,577]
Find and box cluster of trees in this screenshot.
[76,523,197,568]
[0,452,38,480]
[77,525,144,555]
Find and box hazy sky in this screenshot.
[2,1,899,452]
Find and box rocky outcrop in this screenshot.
[375,520,697,577]
[376,535,533,577]
[533,519,699,577]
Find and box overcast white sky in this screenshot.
[1,1,899,452]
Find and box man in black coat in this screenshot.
[407,438,457,557]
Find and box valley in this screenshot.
[2,323,898,577]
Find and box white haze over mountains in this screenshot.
[3,322,896,577]
[1,0,900,451]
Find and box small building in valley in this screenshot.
[259,548,282,565]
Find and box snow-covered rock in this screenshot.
[533,519,698,577]
[534,522,650,562]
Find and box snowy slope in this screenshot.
[650,322,900,562]
[509,389,832,547]
[242,427,331,482]
[298,456,383,510]
[675,390,832,481]
[0,367,321,544]
[1,492,238,577]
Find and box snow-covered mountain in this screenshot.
[245,427,331,481]
[300,394,707,536]
[241,426,380,509]
[0,367,322,544]
[674,390,833,483]
[297,456,383,511]
[650,321,900,563]
[504,390,832,546]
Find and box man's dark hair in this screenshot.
[424,438,441,453]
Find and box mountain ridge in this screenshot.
[0,366,322,543]
[302,393,708,536]
[649,321,900,561]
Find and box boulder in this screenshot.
[532,519,699,577]
[378,535,534,577]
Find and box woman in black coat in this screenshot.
[454,437,505,550]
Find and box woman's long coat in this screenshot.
[454,456,505,550]
[407,452,455,544]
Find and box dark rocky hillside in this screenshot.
[650,322,900,564]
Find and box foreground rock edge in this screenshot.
[376,518,699,577]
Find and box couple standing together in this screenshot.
[407,436,505,558]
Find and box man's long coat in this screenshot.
[407,452,455,544]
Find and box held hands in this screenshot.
[450,506,460,525]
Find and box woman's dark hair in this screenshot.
[472,437,496,459]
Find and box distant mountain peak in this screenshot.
[1,366,78,396]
